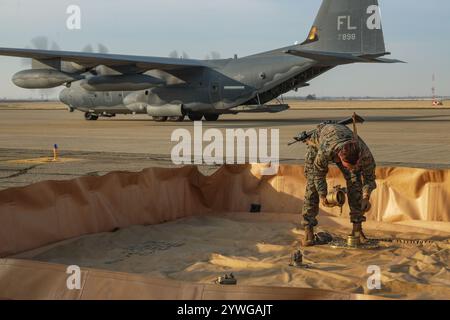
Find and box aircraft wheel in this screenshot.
[85,112,98,121]
[204,114,220,121]
[188,113,203,121]
[168,116,185,122]
[153,116,168,122]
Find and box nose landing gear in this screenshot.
[84,112,99,121]
[152,116,186,122]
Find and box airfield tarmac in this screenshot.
[1,101,450,190]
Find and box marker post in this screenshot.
[53,144,59,162]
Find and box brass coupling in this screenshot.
[326,185,347,207]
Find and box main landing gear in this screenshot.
[84,112,116,121]
[204,114,220,121]
[187,113,220,121]
[152,116,185,122]
[152,114,220,122]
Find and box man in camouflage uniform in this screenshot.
[301,121,377,246]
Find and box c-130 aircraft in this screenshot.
[0,0,401,122]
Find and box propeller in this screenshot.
[19,37,110,99]
[168,50,222,60]
[168,50,179,59]
[205,51,221,60]
[82,44,109,53]
[21,36,61,67]
[168,50,189,59]
[20,37,62,99]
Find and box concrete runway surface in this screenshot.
[1,107,450,190]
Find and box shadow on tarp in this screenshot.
[0,164,449,300]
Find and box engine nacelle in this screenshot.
[147,104,184,117]
[123,91,145,106]
[125,102,147,113]
[80,74,164,92]
[12,69,81,89]
[123,91,183,116]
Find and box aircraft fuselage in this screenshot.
[59,49,330,119]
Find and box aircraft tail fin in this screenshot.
[301,0,387,56]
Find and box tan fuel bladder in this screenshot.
[0,164,449,300]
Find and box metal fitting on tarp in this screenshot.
[216,273,237,285]
[347,235,361,247]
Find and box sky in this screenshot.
[0,0,449,99]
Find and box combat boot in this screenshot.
[351,223,367,242]
[302,226,316,247]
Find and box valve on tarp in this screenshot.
[215,273,237,285]
[289,250,310,268]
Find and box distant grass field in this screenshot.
[0,99,448,110]
[0,101,66,110]
[286,99,450,109]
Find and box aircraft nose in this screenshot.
[59,88,70,105]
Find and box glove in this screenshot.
[361,198,372,212]
[320,196,335,208]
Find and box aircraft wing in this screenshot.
[0,47,206,71]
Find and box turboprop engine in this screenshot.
[12,69,82,89]
[122,91,147,113]
[80,74,165,92]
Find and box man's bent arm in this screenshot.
[361,154,377,199]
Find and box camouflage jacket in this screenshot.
[307,122,377,198]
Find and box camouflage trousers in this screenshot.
[301,146,366,228]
